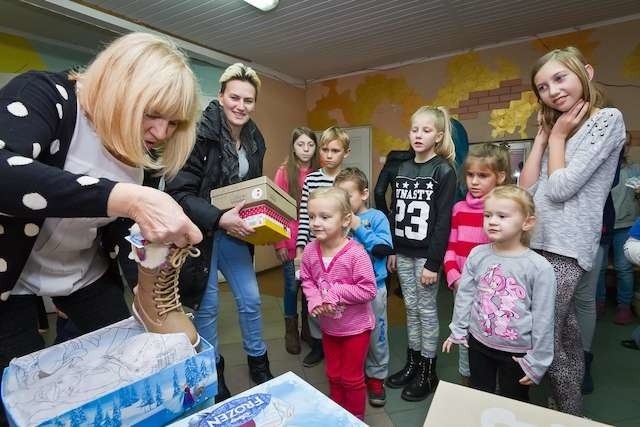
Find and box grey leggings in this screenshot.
[574,245,605,351]
[397,255,439,358]
[542,251,585,417]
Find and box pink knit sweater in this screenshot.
[272,165,312,260]
[443,192,490,288]
[300,239,377,336]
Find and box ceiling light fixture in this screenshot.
[243,0,279,12]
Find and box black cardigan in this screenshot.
[165,100,266,308]
[0,71,124,294]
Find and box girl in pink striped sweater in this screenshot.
[443,143,511,385]
[300,187,377,420]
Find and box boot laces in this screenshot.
[154,246,200,316]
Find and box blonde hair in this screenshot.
[531,46,606,131]
[411,106,456,165]
[319,126,350,151]
[308,187,352,233]
[464,143,512,185]
[219,63,261,99]
[71,32,200,179]
[284,127,320,201]
[485,185,536,245]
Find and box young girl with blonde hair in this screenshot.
[300,187,377,420]
[386,106,457,401]
[443,185,556,402]
[520,46,626,415]
[443,143,511,385]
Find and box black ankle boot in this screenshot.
[401,356,439,401]
[215,355,231,403]
[248,352,274,384]
[386,348,420,389]
[303,338,324,367]
[582,351,594,395]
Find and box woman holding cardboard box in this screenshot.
[166,63,273,403]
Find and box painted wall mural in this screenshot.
[307,21,640,161]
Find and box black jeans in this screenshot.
[0,271,130,425]
[468,334,530,402]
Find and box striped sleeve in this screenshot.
[443,203,462,287]
[296,171,334,249]
[323,244,377,306]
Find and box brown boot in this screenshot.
[285,316,301,354]
[132,245,201,347]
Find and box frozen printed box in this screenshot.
[2,317,218,427]
[169,371,366,427]
[211,176,297,245]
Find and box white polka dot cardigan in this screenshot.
[0,71,118,295]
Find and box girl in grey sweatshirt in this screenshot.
[443,186,556,402]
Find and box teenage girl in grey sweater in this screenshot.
[520,47,626,416]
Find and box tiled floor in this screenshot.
[216,267,640,426]
[39,267,640,426]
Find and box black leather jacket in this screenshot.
[373,150,414,219]
[166,100,266,307]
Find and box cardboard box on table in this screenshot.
[210,176,297,245]
[423,381,612,426]
[1,317,218,427]
[169,371,367,427]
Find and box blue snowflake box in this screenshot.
[169,371,366,427]
[1,317,218,427]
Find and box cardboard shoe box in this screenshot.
[210,176,297,220]
[2,317,218,427]
[423,381,611,426]
[169,371,366,426]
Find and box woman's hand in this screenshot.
[218,201,255,238]
[551,99,589,140]
[421,268,438,286]
[275,248,290,263]
[108,183,202,247]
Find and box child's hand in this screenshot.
[387,255,397,272]
[311,303,335,317]
[421,268,438,286]
[512,356,534,385]
[551,99,589,140]
[451,279,460,291]
[518,375,534,385]
[350,214,361,230]
[442,338,455,353]
[534,114,550,147]
[275,248,289,263]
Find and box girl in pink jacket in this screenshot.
[300,187,377,420]
[273,127,319,355]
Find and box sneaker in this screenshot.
[596,302,606,320]
[303,339,324,367]
[614,304,634,325]
[366,377,386,407]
